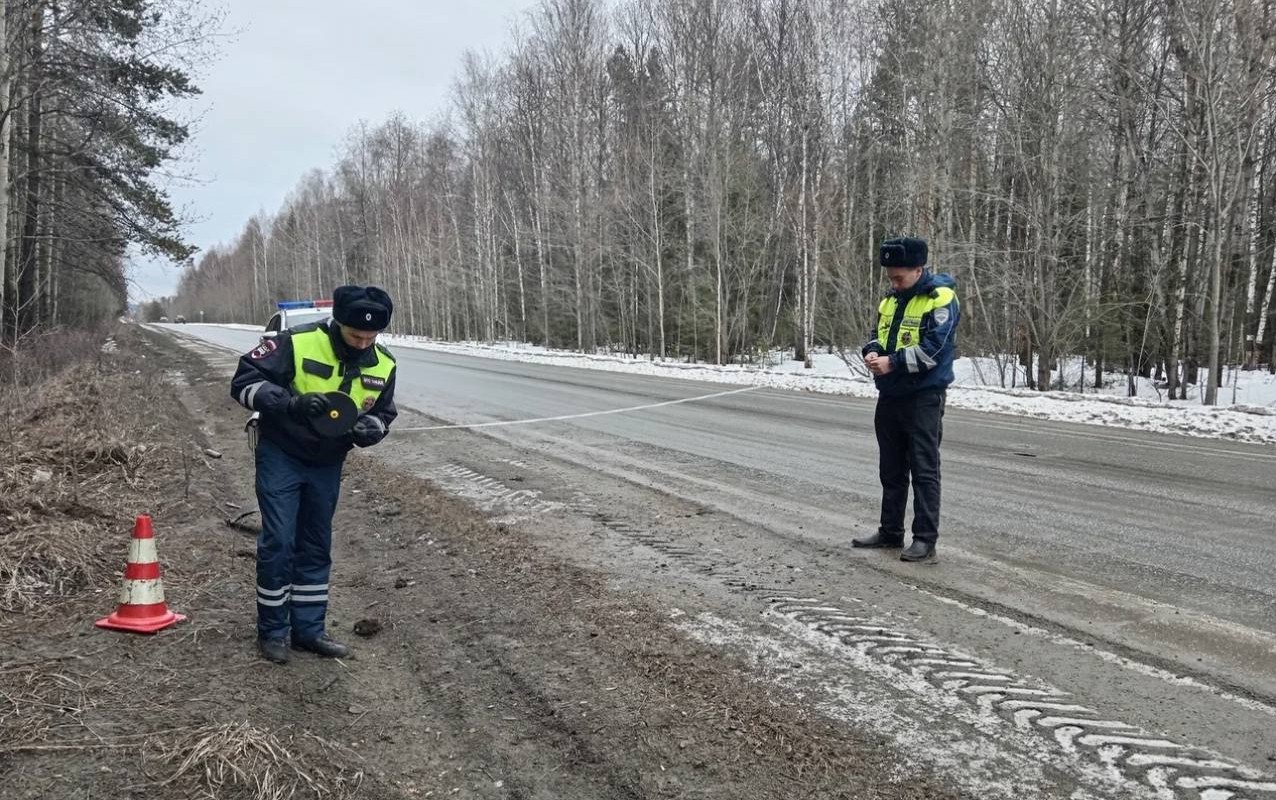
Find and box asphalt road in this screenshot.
[159,323,1276,704]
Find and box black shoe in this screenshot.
[258,637,289,664]
[852,529,905,548]
[900,540,936,562]
[291,634,350,658]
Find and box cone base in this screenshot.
[95,609,186,634]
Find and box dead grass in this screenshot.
[0,327,189,615]
[0,665,90,748]
[0,327,202,767]
[0,522,113,611]
[0,327,108,400]
[143,722,364,800]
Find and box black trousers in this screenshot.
[875,389,946,542]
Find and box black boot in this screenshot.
[852,529,905,548]
[258,637,289,664]
[900,539,936,562]
[292,634,350,658]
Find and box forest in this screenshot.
[0,0,208,341]
[171,0,1276,402]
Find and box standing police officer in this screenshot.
[853,237,959,563]
[230,286,398,663]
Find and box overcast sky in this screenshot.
[129,0,539,302]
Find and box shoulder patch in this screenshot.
[249,339,278,360]
[933,306,950,326]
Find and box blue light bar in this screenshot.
[276,300,314,310]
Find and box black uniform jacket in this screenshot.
[230,321,398,465]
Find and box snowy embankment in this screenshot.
[379,335,1276,445]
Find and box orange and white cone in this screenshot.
[95,515,187,634]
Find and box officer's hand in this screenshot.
[351,415,385,447]
[869,355,893,376]
[288,392,331,419]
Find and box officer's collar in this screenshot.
[325,320,380,366]
[889,269,932,298]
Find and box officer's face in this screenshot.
[340,324,380,351]
[886,266,923,291]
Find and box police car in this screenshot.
[262,299,333,339]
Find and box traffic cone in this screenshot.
[95,515,187,634]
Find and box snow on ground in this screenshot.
[212,323,266,333]
[379,334,1276,445]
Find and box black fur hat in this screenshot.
[879,236,928,268]
[333,285,393,331]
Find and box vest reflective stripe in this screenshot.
[876,287,957,354]
[289,327,395,413]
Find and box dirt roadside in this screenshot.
[1,327,965,800]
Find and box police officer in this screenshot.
[853,237,959,563]
[230,286,398,663]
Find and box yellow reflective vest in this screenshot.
[875,286,958,353]
[290,325,396,414]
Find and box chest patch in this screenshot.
[360,375,387,390]
[302,358,334,379]
[249,339,278,360]
[362,396,377,411]
[900,331,913,346]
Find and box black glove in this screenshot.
[287,392,331,420]
[351,414,385,447]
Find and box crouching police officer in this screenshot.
[853,237,959,563]
[230,286,398,663]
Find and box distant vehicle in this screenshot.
[175,315,186,324]
[159,316,169,323]
[262,299,333,341]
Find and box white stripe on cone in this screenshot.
[126,537,159,564]
[118,578,167,606]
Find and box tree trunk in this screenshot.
[48,175,63,325]
[1203,221,1225,405]
[0,3,9,338]
[506,191,527,339]
[16,2,43,336]
[650,124,666,359]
